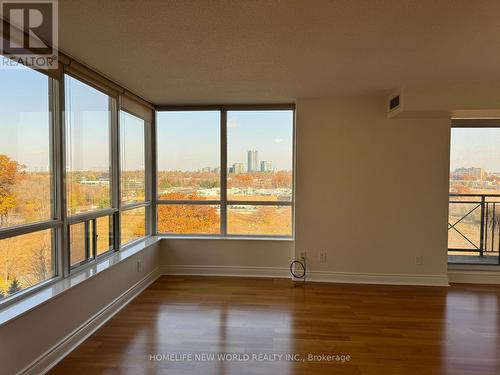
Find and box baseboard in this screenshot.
[161,264,290,278]
[20,267,161,375]
[448,270,500,284]
[161,265,449,286]
[305,270,449,286]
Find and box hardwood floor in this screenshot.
[50,276,500,375]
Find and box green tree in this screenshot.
[7,278,22,295]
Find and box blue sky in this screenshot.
[0,64,51,171]
[65,75,111,171]
[451,128,500,172]
[157,110,293,171]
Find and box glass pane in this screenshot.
[227,110,293,202]
[0,62,52,228]
[0,229,54,300]
[121,111,145,205]
[65,74,111,215]
[96,216,113,256]
[121,207,146,245]
[227,205,292,236]
[449,128,500,265]
[70,222,89,266]
[157,204,220,234]
[157,111,220,200]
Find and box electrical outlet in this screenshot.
[300,251,307,260]
[415,255,423,265]
[319,251,327,264]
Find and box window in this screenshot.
[448,125,500,265]
[156,107,294,237]
[0,58,153,305]
[69,215,113,267]
[119,108,150,246]
[226,110,293,236]
[0,65,52,227]
[121,206,146,245]
[65,74,117,270]
[121,112,145,205]
[65,74,112,215]
[157,111,220,201]
[0,61,57,301]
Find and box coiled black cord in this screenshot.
[290,257,306,286]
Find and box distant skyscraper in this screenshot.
[233,163,245,174]
[247,150,258,172]
[260,161,272,172]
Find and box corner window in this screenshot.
[156,107,294,237]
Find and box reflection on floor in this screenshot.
[448,254,499,265]
[50,276,500,375]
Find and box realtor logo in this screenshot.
[0,0,58,69]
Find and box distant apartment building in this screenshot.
[247,150,258,172]
[452,167,487,180]
[233,163,245,174]
[260,160,272,172]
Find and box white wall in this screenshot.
[161,239,294,269]
[295,94,450,277]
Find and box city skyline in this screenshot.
[451,128,500,172]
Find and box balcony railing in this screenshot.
[448,193,500,265]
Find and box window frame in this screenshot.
[0,61,154,307]
[448,119,500,266]
[63,72,120,274]
[119,107,153,248]
[0,66,61,306]
[155,104,295,239]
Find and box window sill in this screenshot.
[159,235,294,241]
[0,236,161,328]
[448,263,500,271]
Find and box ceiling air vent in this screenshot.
[387,91,402,118]
[389,94,400,110]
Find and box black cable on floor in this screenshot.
[290,257,306,287]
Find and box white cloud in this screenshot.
[274,138,283,143]
[228,120,237,129]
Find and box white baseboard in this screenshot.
[448,270,500,284]
[161,265,449,286]
[161,264,290,278]
[305,270,449,286]
[21,267,161,375]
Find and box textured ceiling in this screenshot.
[59,0,500,105]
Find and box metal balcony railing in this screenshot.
[448,194,500,264]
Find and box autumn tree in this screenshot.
[28,238,51,285]
[0,154,25,226]
[229,174,253,188]
[271,171,292,189]
[0,289,4,299]
[157,193,219,233]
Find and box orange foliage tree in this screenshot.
[0,154,25,226]
[271,171,292,188]
[157,192,219,234]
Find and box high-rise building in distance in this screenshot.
[247,150,258,172]
[260,161,272,172]
[233,163,245,174]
